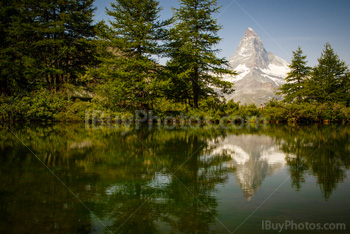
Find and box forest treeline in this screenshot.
[0,0,349,123]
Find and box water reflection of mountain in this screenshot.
[210,134,287,201]
[1,125,350,233]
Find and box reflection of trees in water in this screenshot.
[0,125,233,233]
[100,129,235,233]
[0,124,350,233]
[0,154,95,233]
[270,125,350,200]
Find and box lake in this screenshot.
[0,123,349,233]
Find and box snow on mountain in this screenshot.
[223,28,290,105]
[209,134,287,201]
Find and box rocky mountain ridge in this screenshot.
[222,28,290,105]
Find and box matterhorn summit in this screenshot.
[223,28,290,105]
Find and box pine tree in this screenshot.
[309,43,349,104]
[1,0,96,93]
[94,0,170,110]
[166,0,235,108]
[0,0,24,94]
[278,46,311,103]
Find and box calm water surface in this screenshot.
[0,124,349,233]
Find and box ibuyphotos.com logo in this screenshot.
[262,220,346,232]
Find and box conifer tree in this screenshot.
[0,0,23,94]
[1,0,96,93]
[166,0,235,108]
[278,46,311,103]
[309,43,349,104]
[95,0,170,110]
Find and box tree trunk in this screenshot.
[192,68,199,109]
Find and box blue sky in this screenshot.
[93,0,350,66]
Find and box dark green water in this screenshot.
[0,124,349,233]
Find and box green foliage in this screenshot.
[224,99,240,115]
[260,101,350,123]
[90,0,171,111]
[278,46,311,103]
[0,0,97,94]
[234,104,260,120]
[0,0,24,94]
[1,89,65,121]
[262,106,288,122]
[273,43,350,123]
[166,0,235,108]
[0,89,127,122]
[1,2,350,124]
[308,43,350,104]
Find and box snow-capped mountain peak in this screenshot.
[223,28,290,105]
[244,27,260,39]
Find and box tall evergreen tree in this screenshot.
[0,0,22,94]
[278,46,311,103]
[309,43,349,104]
[166,0,235,108]
[94,0,170,110]
[1,0,96,93]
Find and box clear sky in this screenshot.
[93,0,350,66]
